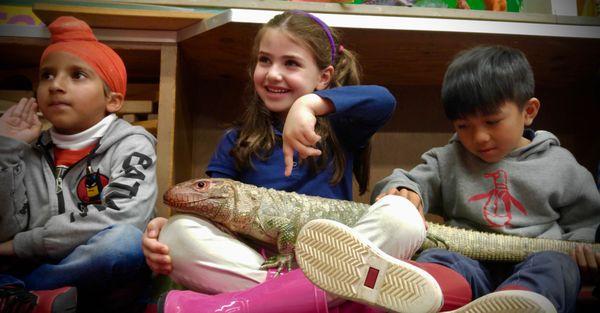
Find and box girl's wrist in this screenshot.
[297,93,333,116]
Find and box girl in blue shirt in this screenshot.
[145,11,426,313]
[206,85,395,201]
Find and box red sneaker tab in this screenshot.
[364,267,379,289]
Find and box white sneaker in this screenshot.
[295,219,442,313]
[441,290,557,313]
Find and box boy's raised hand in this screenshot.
[283,94,330,177]
[0,97,42,143]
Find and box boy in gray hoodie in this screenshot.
[295,45,600,313]
[0,16,156,313]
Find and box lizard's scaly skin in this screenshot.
[164,178,600,262]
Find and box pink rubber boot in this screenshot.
[158,269,328,313]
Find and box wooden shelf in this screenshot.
[104,0,600,25]
[32,2,213,31]
[0,35,161,86]
[179,8,600,87]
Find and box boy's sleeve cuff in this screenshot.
[13,228,46,259]
[0,135,29,158]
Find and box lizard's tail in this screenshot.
[423,223,600,261]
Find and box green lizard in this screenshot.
[163,178,600,272]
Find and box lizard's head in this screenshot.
[163,178,237,222]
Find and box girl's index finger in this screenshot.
[283,141,295,177]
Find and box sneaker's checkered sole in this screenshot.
[443,290,557,313]
[296,219,442,313]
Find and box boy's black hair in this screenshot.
[441,45,534,120]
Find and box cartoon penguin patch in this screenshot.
[77,165,109,204]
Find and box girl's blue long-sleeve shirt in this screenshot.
[206,85,396,200]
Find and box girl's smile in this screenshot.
[253,28,331,119]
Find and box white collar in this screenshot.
[50,114,117,150]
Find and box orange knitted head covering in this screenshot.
[41,16,127,97]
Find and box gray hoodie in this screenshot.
[373,130,600,242]
[0,119,157,261]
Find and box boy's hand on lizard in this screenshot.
[376,187,425,223]
[571,244,599,284]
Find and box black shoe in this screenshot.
[0,284,37,313]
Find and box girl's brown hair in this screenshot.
[230,11,371,195]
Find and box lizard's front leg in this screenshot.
[259,218,297,275]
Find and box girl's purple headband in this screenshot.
[290,10,337,64]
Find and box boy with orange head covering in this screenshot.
[0,16,156,312]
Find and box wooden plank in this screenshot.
[155,44,178,218]
[0,39,162,85]
[0,91,155,108]
[180,14,600,87]
[0,99,16,113]
[133,119,158,136]
[0,90,34,102]
[0,94,153,114]
[121,114,138,123]
[126,83,159,101]
[33,2,214,31]
[120,100,153,114]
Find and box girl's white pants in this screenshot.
[159,195,426,294]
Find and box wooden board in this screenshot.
[155,44,179,217]
[126,83,159,101]
[132,118,158,135]
[33,2,214,31]
[180,21,600,87]
[0,90,34,102]
[0,38,162,85]
[120,100,154,114]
